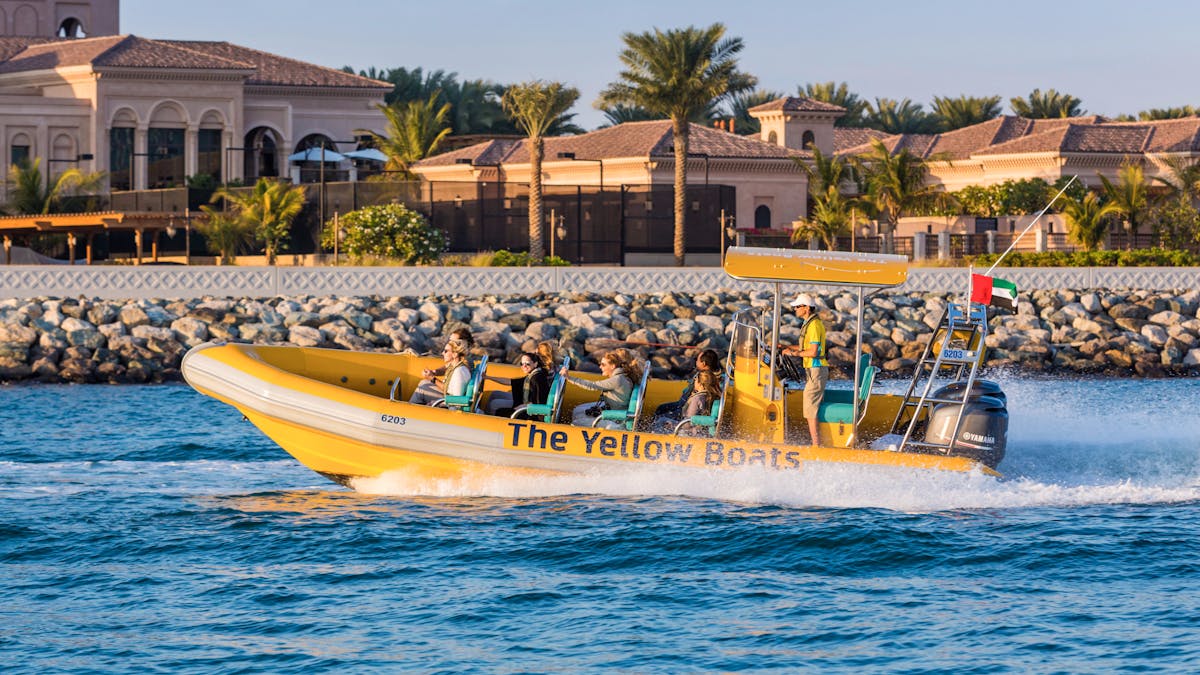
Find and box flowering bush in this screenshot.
[322,204,445,264]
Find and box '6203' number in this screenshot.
[380,414,406,426]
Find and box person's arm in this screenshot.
[566,372,621,393]
[682,392,709,418]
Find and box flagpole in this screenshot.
[986,175,1078,275]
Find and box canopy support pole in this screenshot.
[768,282,781,402]
[852,286,865,445]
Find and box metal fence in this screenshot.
[96,184,1200,263]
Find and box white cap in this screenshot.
[790,293,816,308]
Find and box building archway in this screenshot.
[244,127,281,179]
[801,130,815,149]
[57,17,86,38]
[755,204,771,229]
[148,102,188,188]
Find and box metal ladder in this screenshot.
[891,302,988,455]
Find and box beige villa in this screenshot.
[417,96,1200,241]
[0,0,388,201]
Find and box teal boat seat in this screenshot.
[592,363,651,430]
[673,397,723,437]
[818,354,876,424]
[434,354,489,412]
[513,357,570,423]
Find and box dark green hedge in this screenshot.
[967,249,1200,267]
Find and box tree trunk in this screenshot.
[673,118,689,267]
[528,137,545,261]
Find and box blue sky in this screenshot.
[125,0,1196,130]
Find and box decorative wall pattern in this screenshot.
[2,264,1198,300]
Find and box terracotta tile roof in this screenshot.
[1117,117,1200,152]
[0,37,52,61]
[163,40,389,89]
[0,35,387,89]
[833,128,887,152]
[748,96,846,114]
[839,133,938,158]
[0,35,128,73]
[417,120,799,167]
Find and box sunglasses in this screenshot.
[520,361,535,368]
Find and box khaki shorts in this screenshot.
[802,366,829,419]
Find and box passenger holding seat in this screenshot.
[781,293,828,446]
[666,370,722,436]
[563,350,638,429]
[409,338,471,405]
[484,351,550,417]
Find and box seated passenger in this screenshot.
[563,350,640,429]
[671,370,722,436]
[484,351,551,417]
[420,328,476,384]
[652,348,720,423]
[409,338,471,406]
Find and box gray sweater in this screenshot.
[566,368,633,410]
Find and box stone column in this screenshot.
[986,230,996,254]
[1035,228,1047,252]
[134,126,148,191]
[913,232,927,260]
[184,125,199,180]
[938,231,950,260]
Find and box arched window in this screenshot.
[767,130,778,145]
[755,205,771,229]
[801,130,815,149]
[57,18,86,38]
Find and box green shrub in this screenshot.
[967,249,1200,267]
[489,250,571,266]
[323,203,445,264]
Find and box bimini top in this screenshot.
[723,246,908,287]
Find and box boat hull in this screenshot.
[182,343,999,486]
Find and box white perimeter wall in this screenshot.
[2,265,1200,300]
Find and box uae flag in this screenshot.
[971,273,1018,311]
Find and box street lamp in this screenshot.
[302,138,359,231]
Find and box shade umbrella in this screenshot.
[287,147,347,163]
[343,148,388,163]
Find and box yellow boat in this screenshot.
[182,247,1007,487]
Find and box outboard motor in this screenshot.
[925,380,1009,469]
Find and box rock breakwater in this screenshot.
[3,288,1200,384]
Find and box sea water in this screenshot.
[1,378,1197,673]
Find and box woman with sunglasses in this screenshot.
[483,351,551,417]
[409,338,472,406]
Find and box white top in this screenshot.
[445,364,471,398]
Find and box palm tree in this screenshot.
[196,204,256,265]
[1152,155,1200,204]
[854,139,940,233]
[800,81,868,127]
[1135,106,1197,121]
[5,158,105,215]
[931,95,1002,131]
[789,147,859,250]
[359,94,452,179]
[599,104,665,127]
[501,80,580,261]
[1010,89,1084,118]
[599,23,756,266]
[212,178,306,265]
[1098,163,1148,247]
[791,185,857,250]
[1061,191,1120,251]
[866,98,940,133]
